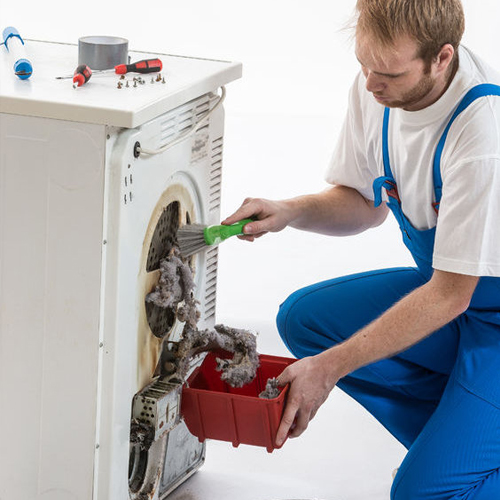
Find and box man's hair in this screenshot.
[355,0,465,65]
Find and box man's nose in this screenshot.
[365,71,385,93]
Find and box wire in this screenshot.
[137,86,226,157]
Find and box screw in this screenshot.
[162,77,166,84]
[151,76,154,84]
[120,74,125,80]
[134,80,137,87]
[126,80,129,88]
[117,81,123,89]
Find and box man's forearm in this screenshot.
[274,270,479,446]
[320,270,479,380]
[285,185,388,236]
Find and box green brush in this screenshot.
[177,219,253,256]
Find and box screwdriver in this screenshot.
[70,64,92,88]
[57,58,163,88]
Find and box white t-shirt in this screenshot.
[326,46,500,277]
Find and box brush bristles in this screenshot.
[177,224,208,257]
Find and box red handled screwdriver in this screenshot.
[57,58,163,87]
[113,58,162,75]
[71,64,92,88]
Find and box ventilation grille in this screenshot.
[159,94,213,149]
[204,247,218,320]
[209,137,223,212]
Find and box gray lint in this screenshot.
[130,419,155,451]
[147,249,260,388]
[175,324,259,388]
[258,377,281,399]
[146,249,200,329]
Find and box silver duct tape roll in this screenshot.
[78,36,129,70]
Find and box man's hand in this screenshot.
[222,197,297,241]
[275,353,340,447]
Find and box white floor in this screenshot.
[169,320,406,500]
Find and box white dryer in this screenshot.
[0,40,241,500]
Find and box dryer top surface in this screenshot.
[0,40,242,128]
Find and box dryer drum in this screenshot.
[145,201,183,338]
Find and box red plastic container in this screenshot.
[181,352,296,452]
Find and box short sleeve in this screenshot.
[433,96,500,277]
[433,156,500,276]
[325,73,382,201]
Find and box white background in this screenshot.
[3,0,499,326]
[2,3,500,498]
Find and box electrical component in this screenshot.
[132,378,183,442]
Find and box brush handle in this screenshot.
[205,219,253,245]
[221,218,253,238]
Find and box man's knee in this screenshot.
[276,287,344,359]
[391,468,421,500]
[276,292,303,357]
[390,464,453,500]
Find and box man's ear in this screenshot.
[435,43,455,74]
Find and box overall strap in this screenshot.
[382,107,392,178]
[373,107,401,207]
[432,83,500,212]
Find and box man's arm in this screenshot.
[275,269,479,446]
[222,185,389,239]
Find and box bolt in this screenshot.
[134,80,137,88]
[162,77,166,84]
[125,80,129,88]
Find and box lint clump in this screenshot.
[146,248,274,393]
[146,248,200,329]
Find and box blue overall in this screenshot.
[277,84,500,499]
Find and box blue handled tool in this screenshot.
[2,26,33,79]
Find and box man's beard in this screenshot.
[383,72,436,110]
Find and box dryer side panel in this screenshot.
[0,113,105,500]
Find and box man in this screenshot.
[223,0,500,498]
